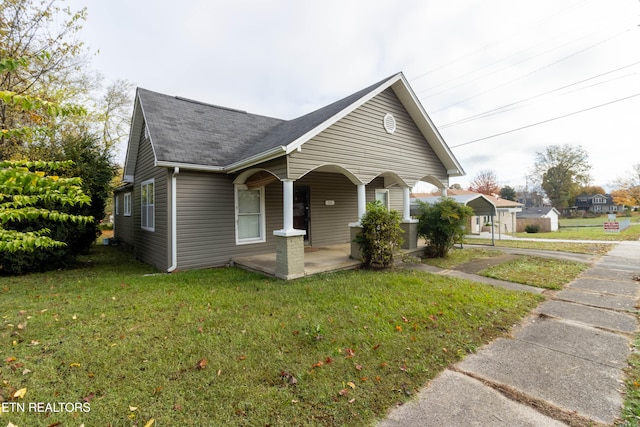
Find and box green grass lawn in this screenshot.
[422,247,590,290]
[467,238,613,255]
[515,223,640,241]
[0,246,542,426]
[479,256,589,290]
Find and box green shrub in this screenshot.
[354,201,403,268]
[524,224,540,233]
[416,197,473,258]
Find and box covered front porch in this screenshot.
[233,242,426,278]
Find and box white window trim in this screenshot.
[375,189,390,210]
[115,195,119,215]
[141,179,155,232]
[235,184,266,245]
[124,192,132,217]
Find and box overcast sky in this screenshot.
[66,0,640,192]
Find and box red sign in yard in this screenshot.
[604,222,620,233]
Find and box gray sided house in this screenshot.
[113,72,464,278]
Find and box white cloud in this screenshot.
[67,0,640,190]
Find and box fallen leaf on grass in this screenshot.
[338,389,349,396]
[347,381,356,389]
[344,348,355,358]
[69,362,81,368]
[14,387,27,398]
[83,393,94,402]
[129,406,138,411]
[143,419,155,427]
[195,358,207,370]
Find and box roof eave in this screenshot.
[225,145,287,173]
[155,161,225,172]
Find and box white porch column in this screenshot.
[357,183,366,221]
[273,178,305,237]
[400,186,419,250]
[282,179,294,232]
[402,187,411,221]
[441,187,448,197]
[274,178,305,280]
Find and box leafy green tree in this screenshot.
[499,185,517,201]
[354,201,403,268]
[0,160,93,274]
[0,0,92,158]
[531,144,591,208]
[417,198,473,258]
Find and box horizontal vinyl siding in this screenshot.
[297,172,358,247]
[133,130,168,271]
[113,193,135,246]
[175,171,281,270]
[288,88,448,186]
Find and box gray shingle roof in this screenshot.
[138,74,398,167]
[517,206,556,218]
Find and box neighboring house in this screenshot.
[411,189,522,235]
[516,206,560,232]
[574,194,623,214]
[113,72,464,279]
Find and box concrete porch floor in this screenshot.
[233,242,427,279]
[233,243,362,278]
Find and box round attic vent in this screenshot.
[383,113,396,134]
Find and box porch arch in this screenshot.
[418,175,448,192]
[368,171,411,188]
[294,163,364,185]
[232,168,283,188]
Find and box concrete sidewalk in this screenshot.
[380,241,640,427]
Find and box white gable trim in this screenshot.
[124,90,160,179]
[283,75,400,155]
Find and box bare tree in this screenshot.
[468,169,500,195]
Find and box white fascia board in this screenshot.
[225,146,287,173]
[284,73,402,155]
[155,161,225,172]
[392,75,465,177]
[123,94,143,177]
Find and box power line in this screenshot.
[432,26,635,114]
[449,93,640,148]
[439,60,640,129]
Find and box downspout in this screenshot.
[167,167,179,272]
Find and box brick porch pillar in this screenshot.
[274,233,305,280]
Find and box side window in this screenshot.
[235,185,265,244]
[375,189,389,210]
[141,179,155,231]
[124,192,132,216]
